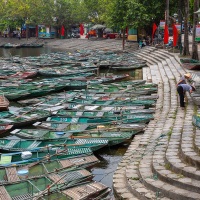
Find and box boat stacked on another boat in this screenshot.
[0,167,110,200]
[0,107,50,128]
[0,95,9,111]
[10,128,142,146]
[0,124,13,135]
[0,154,99,184]
[0,147,93,167]
[0,137,108,152]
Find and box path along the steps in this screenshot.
[113,47,200,200]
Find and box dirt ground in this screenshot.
[0,36,139,52]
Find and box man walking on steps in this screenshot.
[177,84,195,109]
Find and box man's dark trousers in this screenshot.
[177,85,184,107]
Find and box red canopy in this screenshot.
[80,24,84,35]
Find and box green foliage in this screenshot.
[0,0,193,35]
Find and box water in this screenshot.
[0,46,62,58]
[1,47,142,199]
[92,144,130,199]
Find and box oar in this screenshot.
[14,106,39,119]
[31,142,90,151]
[32,171,71,200]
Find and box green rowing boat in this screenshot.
[0,147,93,167]
[46,112,154,124]
[0,169,94,199]
[0,137,108,152]
[0,154,99,184]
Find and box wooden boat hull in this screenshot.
[0,147,93,167]
[0,124,13,135]
[1,169,93,199]
[10,71,38,79]
[47,113,154,124]
[0,95,9,111]
[0,137,108,152]
[192,114,200,128]
[0,155,99,184]
[61,181,111,200]
[180,58,200,64]
[182,63,200,70]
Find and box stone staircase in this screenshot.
[113,47,200,199]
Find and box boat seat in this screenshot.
[71,118,79,123]
[0,186,11,200]
[4,140,19,149]
[85,106,99,110]
[76,111,83,116]
[101,107,113,111]
[28,141,41,149]
[0,156,12,165]
[96,112,104,117]
[103,101,112,105]
[59,160,74,168]
[12,193,32,200]
[49,174,65,184]
[62,184,96,199]
[57,123,69,130]
[5,167,20,182]
[76,139,108,144]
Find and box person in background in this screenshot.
[166,39,173,48]
[18,32,21,40]
[138,40,143,48]
[142,39,146,47]
[177,84,195,109]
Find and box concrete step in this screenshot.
[131,49,199,199]
[194,128,200,154]
[113,135,149,200]
[146,51,200,178]
[180,104,200,169]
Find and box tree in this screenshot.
[102,0,149,49]
[183,0,190,56]
[192,0,199,60]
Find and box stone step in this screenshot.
[113,54,165,199]
[180,104,200,169]
[113,135,147,200]
[126,49,174,199]
[142,50,199,170]
[194,128,200,154]
[134,49,198,199]
[140,154,200,200]
[152,98,200,193]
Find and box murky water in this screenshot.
[1,47,142,199]
[0,46,60,58]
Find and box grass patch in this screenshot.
[165,163,171,170]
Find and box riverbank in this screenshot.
[0,36,138,52]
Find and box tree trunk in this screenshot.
[166,0,169,26]
[122,28,125,50]
[178,0,183,53]
[26,25,29,40]
[192,0,199,60]
[183,0,190,55]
